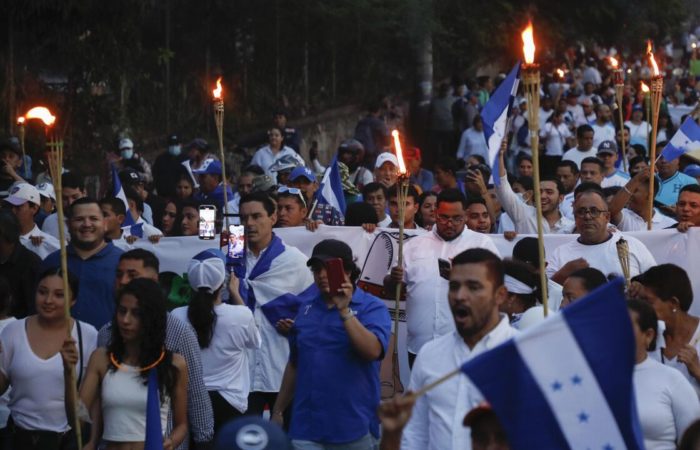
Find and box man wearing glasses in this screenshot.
[385,188,500,367]
[546,189,656,284]
[275,186,308,227]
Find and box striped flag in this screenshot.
[315,156,347,220]
[112,164,136,227]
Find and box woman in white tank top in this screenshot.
[61,278,188,450]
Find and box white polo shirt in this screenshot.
[21,224,60,259]
[402,227,500,354]
[617,208,677,231]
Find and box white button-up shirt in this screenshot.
[402,316,518,450]
[21,224,60,259]
[495,175,575,234]
[403,227,500,354]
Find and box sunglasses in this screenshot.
[278,186,307,207]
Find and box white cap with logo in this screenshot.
[5,182,40,206]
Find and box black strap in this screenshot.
[76,320,84,387]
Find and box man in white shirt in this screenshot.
[495,142,574,234]
[546,190,656,284]
[565,92,587,127]
[401,248,517,450]
[363,182,392,227]
[579,156,605,186]
[4,182,59,259]
[562,125,597,169]
[385,189,500,364]
[590,104,616,149]
[597,141,630,188]
[608,167,677,231]
[556,160,580,220]
[374,152,399,188]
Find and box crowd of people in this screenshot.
[0,24,699,450]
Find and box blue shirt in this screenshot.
[41,242,123,329]
[196,183,235,212]
[410,168,435,194]
[656,172,698,206]
[288,288,391,444]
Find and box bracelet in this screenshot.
[623,185,633,195]
[341,309,355,322]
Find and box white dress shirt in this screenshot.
[250,145,297,177]
[617,208,677,231]
[20,224,60,259]
[546,232,656,280]
[401,316,518,450]
[402,227,500,354]
[591,122,616,149]
[495,175,575,234]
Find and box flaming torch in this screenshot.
[640,81,651,152]
[610,56,629,172]
[391,130,409,328]
[646,42,663,230]
[16,116,26,178]
[521,21,549,315]
[212,77,229,227]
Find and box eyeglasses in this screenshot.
[436,214,465,224]
[574,207,608,218]
[278,186,307,207]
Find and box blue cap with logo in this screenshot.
[193,158,222,176]
[289,166,316,183]
[214,416,292,450]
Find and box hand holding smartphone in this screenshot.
[324,258,346,295]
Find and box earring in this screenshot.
[673,308,677,313]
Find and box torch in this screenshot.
[16,116,27,178]
[37,108,83,450]
[646,42,663,230]
[521,21,549,315]
[610,56,628,172]
[391,130,409,332]
[640,81,651,152]
[212,77,229,228]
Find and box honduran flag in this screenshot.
[460,277,643,450]
[315,156,347,220]
[144,368,163,450]
[481,62,521,186]
[112,164,136,227]
[660,116,700,162]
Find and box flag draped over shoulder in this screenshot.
[481,62,521,186]
[315,156,347,219]
[660,116,700,162]
[112,164,136,227]
[460,278,643,450]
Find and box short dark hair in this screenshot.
[434,156,463,175]
[345,202,378,226]
[515,176,534,192]
[67,197,101,219]
[629,156,647,168]
[436,188,467,209]
[632,264,694,312]
[362,182,388,200]
[581,157,604,171]
[517,153,533,165]
[627,298,658,351]
[540,175,565,196]
[574,181,604,198]
[100,196,127,217]
[467,154,486,165]
[243,164,265,176]
[568,267,607,293]
[576,124,594,138]
[387,184,420,204]
[62,172,85,191]
[452,248,504,287]
[124,188,144,214]
[277,191,306,209]
[680,184,700,196]
[0,210,20,244]
[120,248,160,273]
[602,186,622,198]
[556,159,579,175]
[512,237,542,268]
[240,191,276,216]
[465,197,487,209]
[630,144,647,158]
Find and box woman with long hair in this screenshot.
[180,198,201,237]
[61,278,188,450]
[0,268,97,450]
[628,299,700,449]
[172,249,260,431]
[160,198,182,237]
[415,191,437,230]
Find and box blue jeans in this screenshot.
[292,433,378,450]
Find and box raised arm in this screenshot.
[608,167,650,225]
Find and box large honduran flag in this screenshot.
[660,116,700,162]
[460,277,644,450]
[315,156,347,220]
[481,62,521,186]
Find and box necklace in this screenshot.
[109,348,166,372]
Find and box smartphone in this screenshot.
[227,225,245,261]
[438,258,451,281]
[198,205,216,240]
[324,258,345,294]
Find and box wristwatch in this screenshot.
[341,308,356,322]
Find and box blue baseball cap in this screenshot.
[193,158,222,176]
[289,166,315,183]
[684,164,700,177]
[214,416,292,450]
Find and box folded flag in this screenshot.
[122,222,144,238]
[144,368,163,450]
[482,62,521,186]
[660,116,700,162]
[112,164,136,227]
[315,156,347,220]
[460,278,643,450]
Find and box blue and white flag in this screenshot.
[660,116,700,162]
[315,156,347,219]
[461,278,643,450]
[112,164,136,227]
[481,62,521,186]
[144,368,163,450]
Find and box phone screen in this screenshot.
[324,258,345,294]
[198,205,216,239]
[227,225,245,261]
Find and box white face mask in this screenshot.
[168,145,181,156]
[121,149,134,160]
[515,192,526,202]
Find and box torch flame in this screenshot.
[521,21,536,64]
[609,56,618,68]
[16,116,25,125]
[556,69,565,78]
[24,107,56,127]
[646,40,660,77]
[391,130,407,175]
[640,82,649,93]
[212,77,223,99]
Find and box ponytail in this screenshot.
[188,287,220,348]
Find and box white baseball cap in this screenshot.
[5,182,40,206]
[36,182,56,201]
[374,152,399,169]
[187,249,226,293]
[119,138,134,150]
